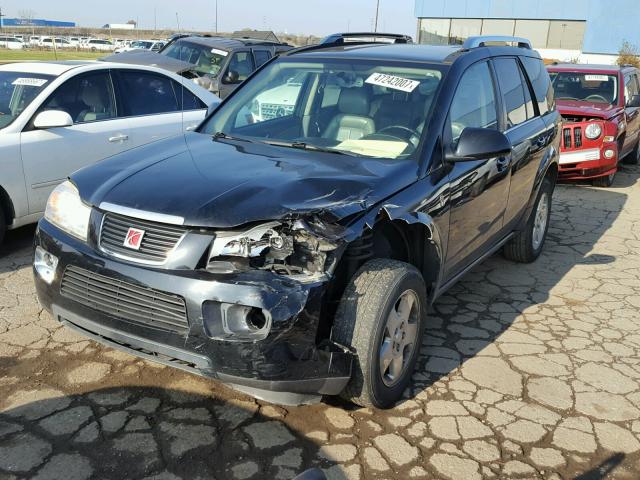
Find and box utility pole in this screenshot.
[176,12,180,32]
[154,7,157,36]
[215,0,218,34]
[374,0,380,33]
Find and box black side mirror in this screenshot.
[446,127,512,162]
[223,69,240,84]
[627,94,640,108]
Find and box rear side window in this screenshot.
[228,52,255,82]
[117,70,179,116]
[172,81,206,110]
[521,56,553,114]
[448,61,498,142]
[253,50,272,68]
[494,58,529,129]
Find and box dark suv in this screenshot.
[103,34,292,98]
[35,34,560,408]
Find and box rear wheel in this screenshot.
[592,171,615,188]
[332,258,426,408]
[503,177,553,263]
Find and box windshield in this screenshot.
[161,40,228,76]
[550,71,618,105]
[0,72,54,129]
[200,59,443,160]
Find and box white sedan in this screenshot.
[114,40,165,54]
[0,36,25,50]
[0,61,219,245]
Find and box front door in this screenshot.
[443,60,512,280]
[623,71,640,157]
[20,70,131,214]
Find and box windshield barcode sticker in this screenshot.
[12,78,48,87]
[584,74,609,82]
[365,73,420,93]
[210,48,228,56]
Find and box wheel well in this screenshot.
[318,216,441,341]
[0,186,14,226]
[545,162,558,185]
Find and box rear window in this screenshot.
[522,57,553,114]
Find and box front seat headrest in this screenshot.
[338,88,370,116]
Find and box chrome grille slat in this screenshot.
[60,266,188,333]
[99,211,187,263]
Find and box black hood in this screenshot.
[100,50,195,74]
[72,133,418,228]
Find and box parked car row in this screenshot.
[0,35,169,52]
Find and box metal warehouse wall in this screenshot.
[414,0,640,55]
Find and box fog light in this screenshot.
[34,246,59,284]
[202,301,272,341]
[604,149,615,159]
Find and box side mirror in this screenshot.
[627,94,640,108]
[33,110,73,129]
[223,69,240,84]
[446,127,512,162]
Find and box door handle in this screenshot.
[108,134,129,143]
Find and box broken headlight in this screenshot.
[207,220,339,276]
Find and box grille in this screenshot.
[60,266,189,333]
[99,212,186,263]
[562,126,585,150]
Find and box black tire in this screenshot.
[503,177,553,263]
[0,208,5,248]
[592,171,615,188]
[332,258,426,408]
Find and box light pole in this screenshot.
[176,12,180,32]
[215,0,218,34]
[374,0,380,33]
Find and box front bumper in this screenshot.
[558,135,618,181]
[34,219,351,405]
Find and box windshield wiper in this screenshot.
[261,139,362,157]
[212,131,253,143]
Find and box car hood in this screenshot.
[71,133,418,228]
[555,100,623,120]
[100,50,195,74]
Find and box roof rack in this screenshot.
[463,36,532,49]
[319,32,414,45]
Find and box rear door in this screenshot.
[492,56,549,229]
[113,69,205,147]
[20,70,131,214]
[443,60,512,280]
[252,48,272,68]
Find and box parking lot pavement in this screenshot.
[0,166,639,480]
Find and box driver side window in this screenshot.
[448,61,498,143]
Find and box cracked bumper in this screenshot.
[34,219,351,404]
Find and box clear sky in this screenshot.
[3,0,418,37]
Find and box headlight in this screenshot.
[209,222,292,259]
[584,123,602,139]
[44,181,91,241]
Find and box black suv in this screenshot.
[103,34,292,98]
[35,34,560,408]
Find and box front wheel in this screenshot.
[503,177,553,263]
[332,258,426,408]
[592,171,615,188]
[0,208,5,247]
[624,140,640,165]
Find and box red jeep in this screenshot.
[547,64,640,187]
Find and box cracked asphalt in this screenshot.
[1,166,640,480]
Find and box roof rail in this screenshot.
[320,32,413,45]
[463,36,532,49]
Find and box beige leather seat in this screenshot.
[77,84,110,122]
[323,89,375,142]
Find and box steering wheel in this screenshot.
[377,125,421,147]
[585,94,608,103]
